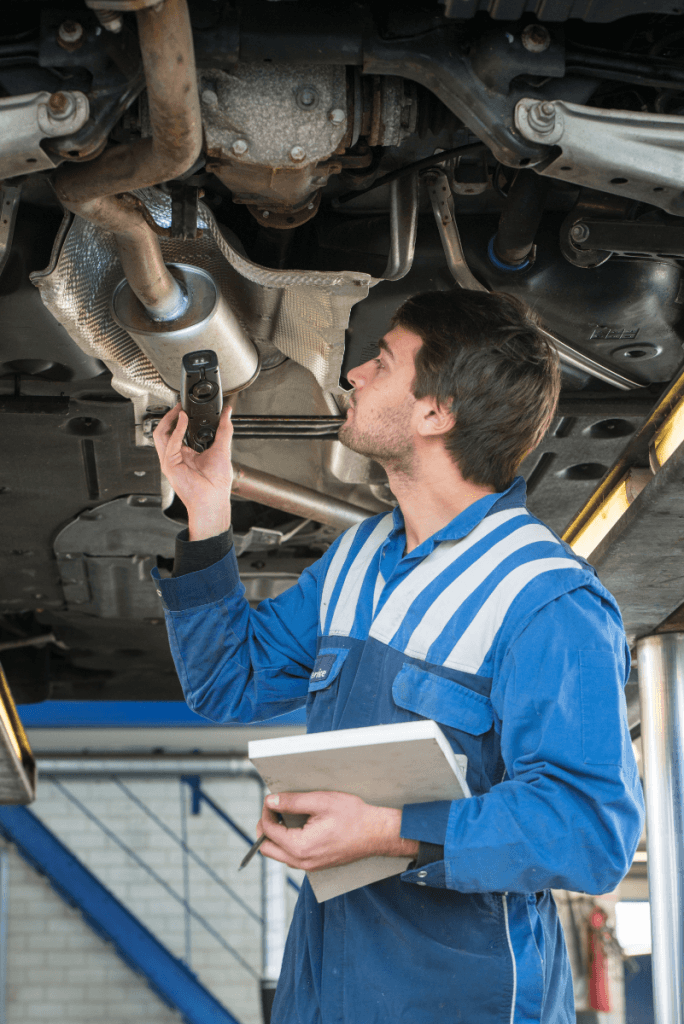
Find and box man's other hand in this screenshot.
[256,791,420,872]
[153,403,234,540]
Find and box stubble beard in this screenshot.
[338,403,415,476]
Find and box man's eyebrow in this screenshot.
[377,338,395,361]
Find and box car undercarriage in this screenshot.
[1,0,683,711]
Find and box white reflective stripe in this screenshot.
[445,556,582,671]
[502,894,517,1024]
[328,515,394,636]
[320,522,362,632]
[370,508,528,645]
[404,523,556,661]
[372,570,385,617]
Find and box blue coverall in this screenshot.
[153,477,644,1024]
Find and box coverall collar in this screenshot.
[389,475,528,555]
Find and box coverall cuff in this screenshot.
[173,527,234,577]
[151,546,242,611]
[401,800,451,846]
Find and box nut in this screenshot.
[289,145,306,162]
[47,92,76,120]
[570,222,590,243]
[57,20,84,50]
[232,138,248,155]
[329,108,346,124]
[527,100,556,134]
[521,24,551,53]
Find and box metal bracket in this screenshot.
[516,98,684,217]
[232,517,311,557]
[0,91,90,179]
[424,168,487,291]
[569,219,684,259]
[169,182,200,240]
[232,526,284,557]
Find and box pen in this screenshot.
[239,810,285,870]
[239,832,267,871]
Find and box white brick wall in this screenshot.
[4,774,304,1024]
[6,847,182,1024]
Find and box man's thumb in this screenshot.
[267,791,329,815]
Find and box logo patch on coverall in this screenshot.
[309,654,337,683]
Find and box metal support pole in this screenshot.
[636,632,684,1024]
[0,846,8,1024]
[259,779,288,1024]
[179,780,192,967]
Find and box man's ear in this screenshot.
[415,397,455,438]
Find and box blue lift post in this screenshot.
[0,805,243,1024]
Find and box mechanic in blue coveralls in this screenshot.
[152,289,643,1024]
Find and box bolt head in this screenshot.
[521,24,551,52]
[329,108,346,124]
[570,222,590,243]
[47,91,75,119]
[261,210,270,218]
[58,20,83,44]
[289,145,306,162]
[202,89,218,109]
[296,86,319,109]
[232,138,248,155]
[540,102,555,116]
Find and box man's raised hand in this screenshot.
[153,403,234,541]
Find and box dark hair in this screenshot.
[391,289,560,493]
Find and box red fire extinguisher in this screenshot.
[588,906,611,1012]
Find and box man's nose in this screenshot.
[346,360,373,388]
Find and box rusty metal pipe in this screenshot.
[54,0,202,321]
[231,463,373,531]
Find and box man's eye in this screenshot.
[374,357,384,368]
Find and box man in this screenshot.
[153,289,643,1024]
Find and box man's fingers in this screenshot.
[258,837,301,868]
[257,813,306,866]
[213,404,234,459]
[265,791,346,816]
[163,408,188,463]
[153,403,180,445]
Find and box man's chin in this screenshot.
[338,423,369,456]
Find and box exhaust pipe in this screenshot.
[54,0,259,394]
[54,0,201,320]
[231,463,373,531]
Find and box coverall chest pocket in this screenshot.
[306,647,349,729]
[392,663,496,795]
